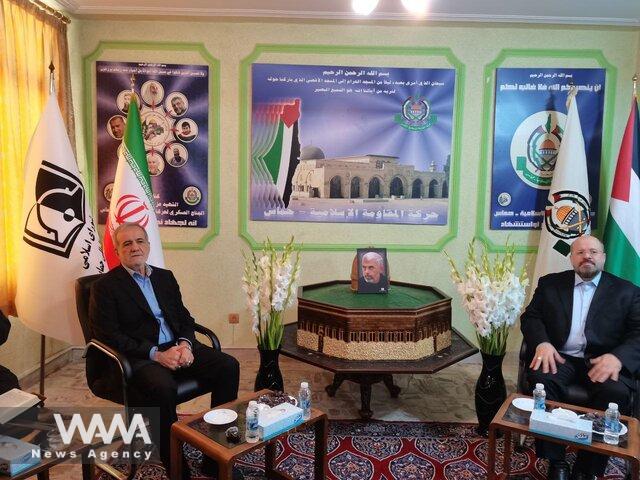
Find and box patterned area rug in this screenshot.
[101,421,629,479]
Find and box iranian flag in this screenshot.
[603,96,640,286]
[532,91,591,288]
[103,94,164,269]
[16,94,105,345]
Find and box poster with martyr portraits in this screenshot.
[96,61,209,228]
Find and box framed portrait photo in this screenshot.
[357,248,389,294]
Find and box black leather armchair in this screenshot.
[517,339,639,478]
[75,273,222,479]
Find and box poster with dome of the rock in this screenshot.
[95,61,209,228]
[490,68,605,230]
[250,63,456,225]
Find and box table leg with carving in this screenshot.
[325,373,346,397]
[382,374,401,398]
[359,382,373,419]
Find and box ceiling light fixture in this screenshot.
[352,0,379,16]
[401,0,428,15]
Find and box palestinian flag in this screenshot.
[253,99,301,209]
[603,96,640,286]
[103,94,164,269]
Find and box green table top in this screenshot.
[300,282,445,309]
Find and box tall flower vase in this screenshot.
[475,352,506,437]
[254,348,284,392]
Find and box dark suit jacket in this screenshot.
[88,264,196,373]
[358,273,389,293]
[0,310,11,345]
[521,270,640,384]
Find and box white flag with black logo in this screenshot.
[16,94,106,345]
[532,90,591,289]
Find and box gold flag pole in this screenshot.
[38,62,58,397]
[48,62,55,95]
[633,74,637,98]
[566,81,577,109]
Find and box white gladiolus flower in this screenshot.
[445,241,528,355]
[242,238,302,350]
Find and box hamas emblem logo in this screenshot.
[183,186,202,206]
[394,96,437,131]
[511,111,566,189]
[544,190,591,256]
[24,161,86,258]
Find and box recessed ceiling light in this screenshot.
[352,0,379,16]
[401,0,428,15]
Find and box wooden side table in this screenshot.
[170,389,327,480]
[487,393,640,480]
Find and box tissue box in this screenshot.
[529,409,592,445]
[258,402,304,440]
[0,435,40,476]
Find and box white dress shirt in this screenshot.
[560,272,601,358]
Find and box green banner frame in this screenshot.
[239,44,466,252]
[475,49,617,253]
[82,41,221,250]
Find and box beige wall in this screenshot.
[68,19,639,352]
[4,18,634,379]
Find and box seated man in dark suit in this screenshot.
[89,222,240,472]
[0,310,19,394]
[521,235,640,480]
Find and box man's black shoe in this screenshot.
[548,460,570,480]
[201,456,244,480]
[569,468,598,480]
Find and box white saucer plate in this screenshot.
[512,397,534,412]
[578,415,628,436]
[203,408,238,425]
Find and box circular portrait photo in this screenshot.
[103,182,114,202]
[165,143,188,168]
[175,118,198,143]
[141,80,164,107]
[183,186,202,206]
[146,150,165,177]
[107,115,126,140]
[166,92,188,117]
[141,110,172,148]
[117,90,134,114]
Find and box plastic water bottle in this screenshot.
[533,383,546,411]
[299,381,311,420]
[604,402,621,445]
[245,400,259,443]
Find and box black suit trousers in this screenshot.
[127,343,240,467]
[527,354,632,475]
[0,365,19,394]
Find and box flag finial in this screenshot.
[48,62,55,95]
[633,74,637,97]
[130,74,135,92]
[566,81,577,109]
